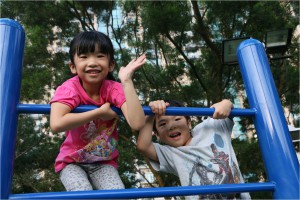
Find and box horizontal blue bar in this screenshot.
[17,104,256,117]
[9,182,275,199]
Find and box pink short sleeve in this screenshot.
[50,86,81,110]
[100,80,126,108]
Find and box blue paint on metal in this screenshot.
[0,18,25,200]
[0,19,298,199]
[237,38,299,199]
[17,104,256,116]
[9,182,275,199]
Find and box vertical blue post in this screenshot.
[237,39,299,199]
[0,19,25,199]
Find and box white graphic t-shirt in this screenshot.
[150,118,251,199]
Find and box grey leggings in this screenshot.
[60,163,125,191]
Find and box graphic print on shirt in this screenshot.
[74,119,118,163]
[80,121,98,142]
[188,133,240,199]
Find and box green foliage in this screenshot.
[1,0,298,198]
[141,1,192,35]
[13,115,64,193]
[232,137,273,199]
[116,120,140,188]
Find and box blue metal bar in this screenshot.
[0,19,25,200]
[1,19,298,200]
[9,182,275,199]
[237,39,299,199]
[17,104,256,116]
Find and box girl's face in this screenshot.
[155,115,192,147]
[69,46,114,89]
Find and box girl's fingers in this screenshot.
[126,59,145,69]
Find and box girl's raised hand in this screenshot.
[118,54,146,83]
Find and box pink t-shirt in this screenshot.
[50,76,126,173]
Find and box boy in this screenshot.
[137,100,250,199]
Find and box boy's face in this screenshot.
[155,115,192,147]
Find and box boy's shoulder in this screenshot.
[193,117,233,130]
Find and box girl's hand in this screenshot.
[98,102,119,121]
[210,99,233,119]
[118,54,146,83]
[149,100,170,116]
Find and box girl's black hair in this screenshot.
[153,99,191,133]
[69,31,115,81]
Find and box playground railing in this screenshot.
[1,18,299,199]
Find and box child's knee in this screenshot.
[65,180,93,191]
[91,164,125,190]
[60,164,93,191]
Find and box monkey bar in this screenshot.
[1,18,299,199]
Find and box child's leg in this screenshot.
[90,164,125,190]
[60,163,93,191]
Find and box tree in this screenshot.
[1,1,298,199]
[13,114,64,193]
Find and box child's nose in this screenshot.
[87,57,98,67]
[169,122,176,130]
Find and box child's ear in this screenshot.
[69,62,77,74]
[109,61,115,72]
[153,131,161,142]
[188,119,192,130]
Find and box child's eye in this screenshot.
[158,123,166,127]
[97,54,105,58]
[79,55,87,59]
[175,118,181,121]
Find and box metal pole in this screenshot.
[0,19,25,199]
[9,182,275,199]
[237,38,299,199]
[16,104,257,117]
[0,20,297,199]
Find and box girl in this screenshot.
[50,31,145,191]
[137,100,251,199]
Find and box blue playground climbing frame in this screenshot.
[0,18,299,199]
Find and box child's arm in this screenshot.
[118,54,146,131]
[137,115,158,161]
[210,99,234,119]
[50,102,118,133]
[137,100,167,161]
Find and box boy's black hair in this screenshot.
[69,31,115,81]
[153,99,191,133]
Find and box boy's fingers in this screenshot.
[149,100,166,115]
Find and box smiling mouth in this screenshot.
[86,69,101,74]
[169,132,181,138]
